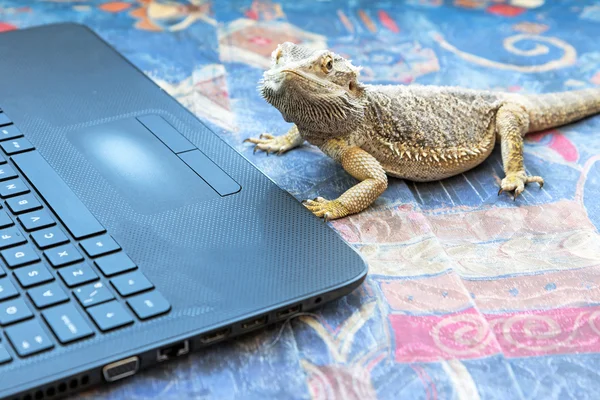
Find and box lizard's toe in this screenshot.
[500,172,543,200]
[302,198,349,220]
[303,197,324,206]
[526,175,544,188]
[244,133,295,155]
[251,143,275,155]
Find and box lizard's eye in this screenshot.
[322,56,333,73]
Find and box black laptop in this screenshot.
[0,23,366,399]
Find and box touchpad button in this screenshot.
[68,117,219,214]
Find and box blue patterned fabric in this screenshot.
[2,1,600,399]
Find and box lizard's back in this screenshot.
[360,84,503,181]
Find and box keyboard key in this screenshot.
[0,178,29,198]
[31,227,69,249]
[0,227,26,249]
[1,243,40,268]
[12,151,106,239]
[0,277,18,301]
[0,265,4,277]
[6,193,42,214]
[87,300,133,331]
[0,113,10,127]
[0,298,32,325]
[42,303,94,344]
[1,138,34,155]
[18,209,55,231]
[111,271,153,297]
[0,124,23,141]
[0,344,12,364]
[127,291,171,320]
[5,319,54,357]
[94,252,136,277]
[80,235,121,257]
[28,282,69,309]
[45,243,83,267]
[58,264,98,287]
[0,164,17,181]
[74,281,114,307]
[14,264,53,288]
[0,210,13,228]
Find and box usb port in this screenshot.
[276,305,301,320]
[157,340,190,362]
[199,328,230,344]
[241,316,267,330]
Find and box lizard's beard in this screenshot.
[260,74,365,136]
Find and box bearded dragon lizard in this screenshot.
[244,42,600,221]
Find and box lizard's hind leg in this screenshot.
[496,103,544,200]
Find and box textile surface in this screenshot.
[1,1,600,399]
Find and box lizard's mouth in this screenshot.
[259,68,328,106]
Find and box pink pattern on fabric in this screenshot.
[548,133,579,162]
[463,266,600,312]
[391,308,501,362]
[391,306,600,362]
[249,36,272,46]
[527,130,579,162]
[0,22,17,32]
[486,4,526,17]
[487,307,600,357]
[378,10,400,33]
[380,274,472,314]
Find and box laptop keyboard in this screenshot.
[0,110,171,363]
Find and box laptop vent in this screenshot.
[11,374,90,400]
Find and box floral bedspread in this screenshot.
[2,1,600,399]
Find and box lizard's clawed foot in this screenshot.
[498,172,544,200]
[244,133,294,156]
[302,197,350,221]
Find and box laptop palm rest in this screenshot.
[68,117,223,214]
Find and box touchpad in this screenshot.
[68,117,219,214]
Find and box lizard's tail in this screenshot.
[511,88,600,133]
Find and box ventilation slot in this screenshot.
[12,374,90,400]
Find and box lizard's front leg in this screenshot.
[303,139,388,221]
[244,125,304,155]
[497,104,544,199]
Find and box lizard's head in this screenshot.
[259,42,366,135]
